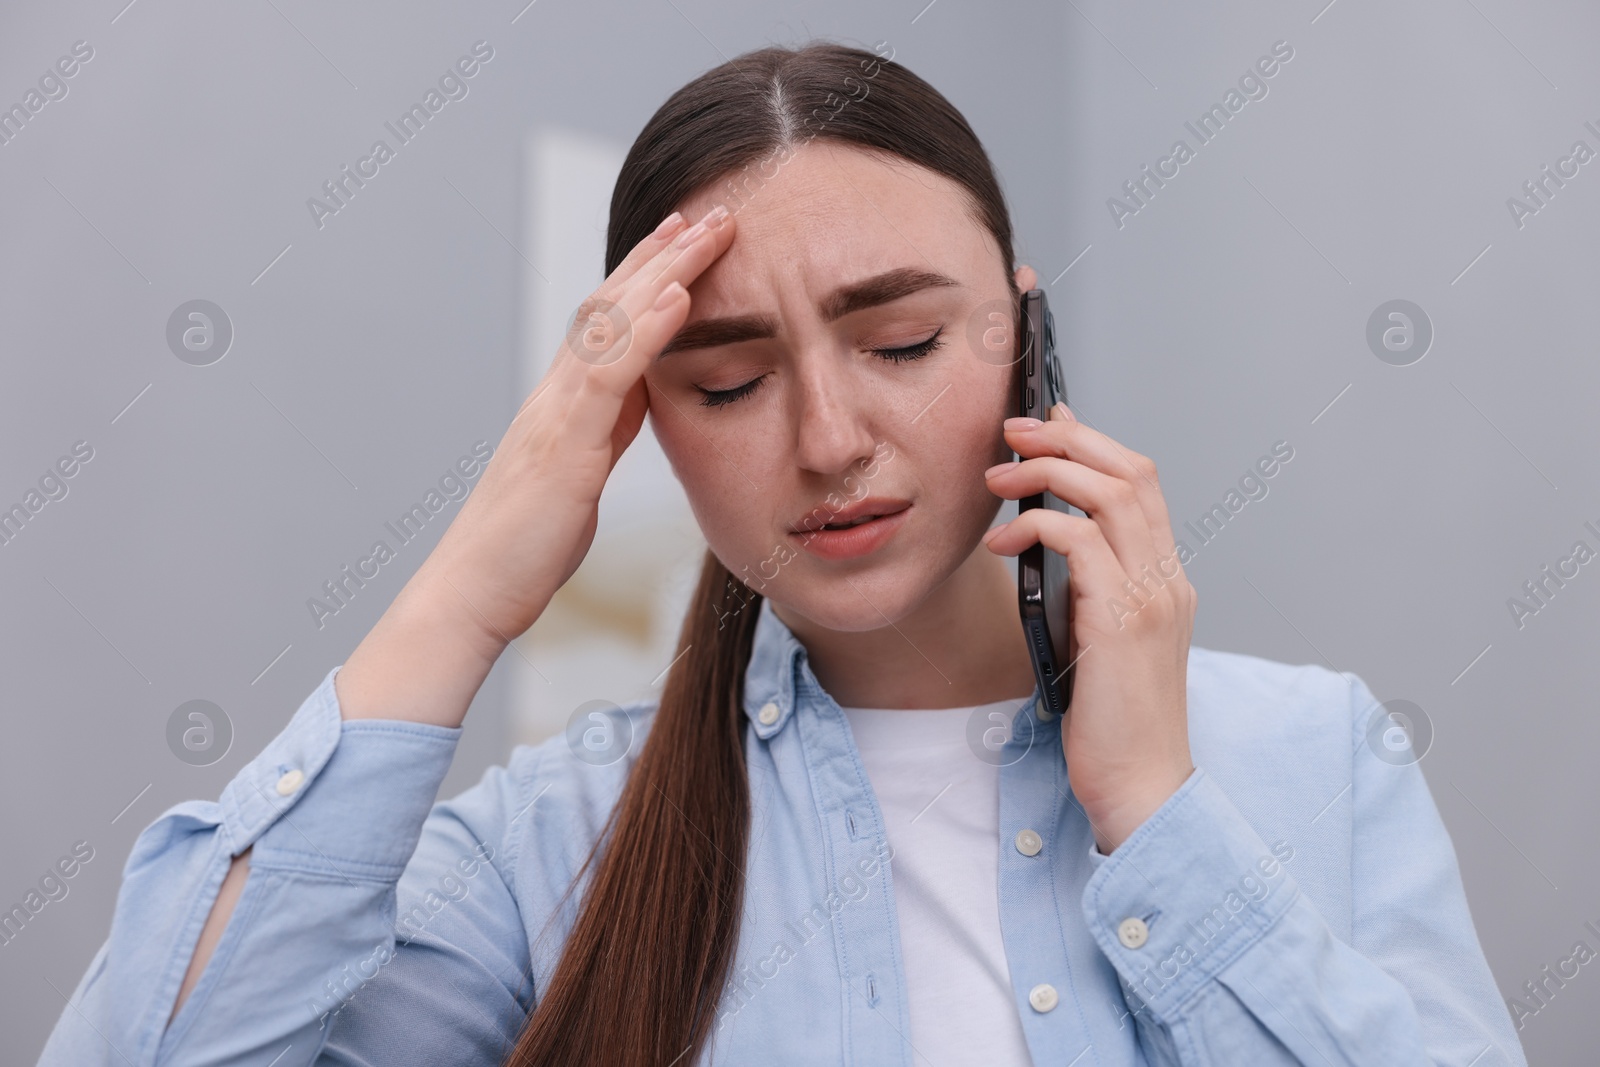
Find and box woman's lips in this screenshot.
[788,505,910,561]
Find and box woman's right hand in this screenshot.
[420,203,735,646]
[336,203,735,726]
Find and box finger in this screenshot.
[610,375,650,470]
[576,204,737,380]
[533,207,738,455]
[611,203,735,302]
[983,507,1130,605]
[1006,405,1181,568]
[544,204,732,396]
[600,209,691,291]
[512,205,726,414]
[553,279,690,456]
[988,508,1192,641]
[986,454,1160,583]
[605,207,736,370]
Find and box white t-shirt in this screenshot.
[839,695,1038,1067]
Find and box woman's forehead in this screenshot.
[674,144,998,308]
[677,144,971,245]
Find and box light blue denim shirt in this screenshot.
[41,596,1525,1066]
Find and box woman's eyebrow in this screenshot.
[656,267,961,358]
[820,267,962,321]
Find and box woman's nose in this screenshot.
[789,362,881,477]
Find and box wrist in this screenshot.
[337,571,507,726]
[403,563,516,664]
[1085,762,1195,854]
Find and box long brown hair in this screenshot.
[506,40,1019,1067]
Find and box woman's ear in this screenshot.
[1013,264,1039,292]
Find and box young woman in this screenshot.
[41,41,1523,1067]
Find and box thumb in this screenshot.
[609,376,650,473]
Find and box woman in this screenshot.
[41,41,1523,1067]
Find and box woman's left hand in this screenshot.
[982,404,1196,853]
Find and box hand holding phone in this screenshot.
[984,284,1197,851]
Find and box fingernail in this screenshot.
[672,221,708,249]
[704,204,730,228]
[981,524,1006,545]
[1004,417,1043,431]
[652,211,684,238]
[1052,403,1075,423]
[985,461,1018,478]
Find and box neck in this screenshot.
[772,548,1039,710]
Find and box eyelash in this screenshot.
[694,328,946,408]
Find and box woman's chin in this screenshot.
[766,570,930,635]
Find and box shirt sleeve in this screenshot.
[33,665,528,1067]
[1078,671,1527,1067]
[313,737,540,1064]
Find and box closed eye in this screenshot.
[694,328,946,408]
[871,327,945,363]
[696,376,765,408]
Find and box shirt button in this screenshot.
[757,702,780,726]
[275,769,305,796]
[1014,828,1043,856]
[1028,983,1058,1012]
[1118,916,1150,949]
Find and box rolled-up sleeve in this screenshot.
[37,666,469,1066]
[1080,672,1527,1066]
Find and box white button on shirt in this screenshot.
[1028,982,1059,1012]
[840,695,1038,1067]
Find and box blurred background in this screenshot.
[2,0,1595,1061]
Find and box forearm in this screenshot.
[337,566,510,727]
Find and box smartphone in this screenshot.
[1015,288,1076,718]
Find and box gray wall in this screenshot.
[2,0,1594,1062]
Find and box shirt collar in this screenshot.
[740,596,1059,742]
[741,596,806,740]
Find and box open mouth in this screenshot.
[791,498,912,535]
[789,504,912,561]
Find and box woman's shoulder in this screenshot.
[504,695,664,810]
[426,698,665,891]
[1185,644,1369,776]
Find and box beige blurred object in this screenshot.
[509,511,705,748]
[521,508,707,651]
[533,543,659,647]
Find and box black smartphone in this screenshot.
[1015,288,1075,718]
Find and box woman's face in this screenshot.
[643,141,1021,632]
